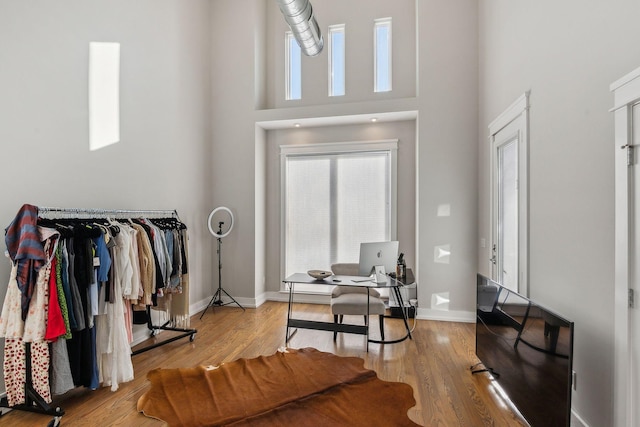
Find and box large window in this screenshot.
[374,18,392,93]
[285,31,301,100]
[281,141,398,292]
[328,24,345,97]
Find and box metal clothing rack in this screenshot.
[36,206,198,353]
[0,206,197,424]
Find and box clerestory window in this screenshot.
[374,18,392,93]
[328,24,346,97]
[285,31,302,100]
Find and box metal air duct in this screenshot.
[276,0,324,57]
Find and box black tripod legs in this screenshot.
[200,228,245,319]
[199,286,245,319]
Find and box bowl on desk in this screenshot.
[307,270,332,280]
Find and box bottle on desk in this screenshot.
[397,253,406,281]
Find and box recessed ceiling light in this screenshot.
[371,117,378,122]
[294,123,301,128]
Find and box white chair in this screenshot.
[330,263,385,341]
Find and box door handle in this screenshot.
[621,144,635,166]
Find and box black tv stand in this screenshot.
[470,362,501,379]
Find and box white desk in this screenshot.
[282,273,413,351]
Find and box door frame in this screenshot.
[611,66,640,427]
[488,92,530,296]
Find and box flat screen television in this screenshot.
[475,274,574,427]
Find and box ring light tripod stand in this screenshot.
[200,207,245,319]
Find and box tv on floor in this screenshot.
[474,274,574,427]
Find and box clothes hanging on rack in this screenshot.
[0,228,58,406]
[0,205,193,412]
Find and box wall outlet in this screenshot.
[572,370,577,391]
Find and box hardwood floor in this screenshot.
[1,302,528,426]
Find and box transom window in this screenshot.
[328,24,345,97]
[374,17,392,93]
[284,18,396,99]
[285,31,302,100]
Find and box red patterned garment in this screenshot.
[4,204,46,320]
[45,256,66,341]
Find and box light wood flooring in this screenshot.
[1,301,528,426]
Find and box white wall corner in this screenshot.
[571,408,590,427]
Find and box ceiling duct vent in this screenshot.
[276,0,324,56]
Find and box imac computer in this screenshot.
[358,241,399,277]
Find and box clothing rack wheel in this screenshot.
[47,413,63,427]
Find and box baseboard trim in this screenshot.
[191,295,259,314]
[416,308,476,323]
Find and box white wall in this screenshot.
[0,0,213,393]
[478,1,640,425]
[209,0,265,306]
[416,0,479,321]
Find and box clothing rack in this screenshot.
[36,206,197,354]
[0,206,196,424]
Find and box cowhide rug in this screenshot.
[137,347,419,426]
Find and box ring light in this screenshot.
[201,206,244,316]
[207,206,234,238]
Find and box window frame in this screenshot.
[328,24,346,97]
[280,140,399,293]
[374,17,392,93]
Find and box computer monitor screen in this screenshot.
[358,241,399,276]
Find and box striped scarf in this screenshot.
[4,204,46,320]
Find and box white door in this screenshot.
[630,102,640,427]
[489,93,529,295]
[492,129,519,291]
[612,67,640,427]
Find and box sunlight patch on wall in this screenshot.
[434,244,451,264]
[437,204,451,217]
[430,292,450,311]
[89,42,120,151]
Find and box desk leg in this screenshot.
[368,286,412,345]
[366,291,370,352]
[393,286,413,340]
[285,282,297,344]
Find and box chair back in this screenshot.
[330,263,360,276]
